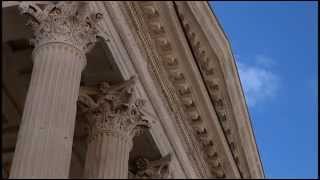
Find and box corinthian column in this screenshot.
[9,2,102,178]
[78,76,153,179]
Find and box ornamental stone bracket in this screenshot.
[18,1,103,54]
[129,154,172,179]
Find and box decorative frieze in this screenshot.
[164,55,178,68]
[135,2,226,178]
[177,84,191,97]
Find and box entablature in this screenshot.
[110,1,264,178]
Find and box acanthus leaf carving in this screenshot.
[19,1,103,52]
[78,76,153,142]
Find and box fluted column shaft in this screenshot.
[84,133,132,178]
[78,77,152,179]
[10,43,86,178]
[10,2,102,178]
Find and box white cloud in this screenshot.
[255,54,275,69]
[235,55,280,107]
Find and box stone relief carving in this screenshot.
[19,1,102,52]
[129,154,172,179]
[78,76,153,142]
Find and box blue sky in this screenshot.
[210,2,318,178]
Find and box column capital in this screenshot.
[78,76,153,143]
[129,154,173,179]
[18,1,102,53]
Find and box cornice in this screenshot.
[122,2,211,178]
[178,1,264,178]
[174,2,250,178]
[121,1,244,178]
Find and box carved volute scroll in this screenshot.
[18,1,103,52]
[129,154,172,179]
[78,76,154,144]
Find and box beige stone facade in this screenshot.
[2,1,264,179]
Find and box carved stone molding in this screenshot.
[78,76,153,144]
[122,2,214,178]
[18,1,102,52]
[122,2,231,178]
[129,154,172,179]
[174,2,251,178]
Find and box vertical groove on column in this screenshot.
[94,135,100,176]
[20,47,49,177]
[98,134,106,178]
[121,137,126,178]
[10,44,85,178]
[84,134,131,179]
[97,134,103,176]
[105,135,111,177]
[59,45,75,176]
[125,139,130,178]
[91,137,97,178]
[118,138,122,178]
[100,135,107,177]
[122,138,127,178]
[92,135,98,176]
[109,136,115,178]
[117,136,122,178]
[41,44,57,177]
[97,135,103,178]
[54,45,65,176]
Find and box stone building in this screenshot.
[2,1,264,179]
